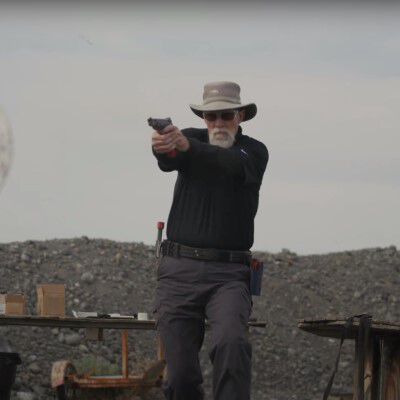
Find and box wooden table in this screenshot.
[0,314,266,370]
[298,317,400,400]
[1,315,267,398]
[0,315,165,394]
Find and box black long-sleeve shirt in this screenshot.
[154,126,269,251]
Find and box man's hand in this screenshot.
[151,125,190,154]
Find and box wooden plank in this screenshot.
[0,315,157,330]
[0,315,266,330]
[299,319,400,340]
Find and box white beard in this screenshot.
[208,128,237,149]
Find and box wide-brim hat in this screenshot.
[190,81,257,122]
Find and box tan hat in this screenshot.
[190,81,257,122]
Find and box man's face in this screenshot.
[204,109,245,149]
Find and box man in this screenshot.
[151,81,269,400]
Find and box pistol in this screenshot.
[147,117,172,132]
[148,117,177,158]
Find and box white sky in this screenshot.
[0,2,399,254]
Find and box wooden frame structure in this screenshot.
[0,316,166,399]
[299,318,400,400]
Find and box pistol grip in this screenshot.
[167,149,178,158]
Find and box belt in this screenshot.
[161,240,252,265]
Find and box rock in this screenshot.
[20,252,31,262]
[32,385,46,397]
[79,344,89,352]
[15,392,36,400]
[64,333,81,346]
[115,252,122,265]
[92,258,101,266]
[287,347,296,356]
[27,354,37,362]
[13,376,22,390]
[81,272,94,284]
[28,362,41,374]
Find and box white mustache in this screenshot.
[211,129,230,136]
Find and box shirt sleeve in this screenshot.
[187,137,269,185]
[152,146,189,172]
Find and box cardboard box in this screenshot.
[37,284,65,317]
[0,294,27,315]
[86,328,104,341]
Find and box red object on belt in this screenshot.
[251,259,262,270]
[157,222,165,230]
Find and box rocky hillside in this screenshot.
[0,238,399,400]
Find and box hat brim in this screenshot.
[189,102,257,122]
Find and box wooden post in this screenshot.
[157,335,165,361]
[353,335,380,400]
[122,329,129,379]
[380,338,400,400]
[157,334,167,381]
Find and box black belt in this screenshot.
[161,240,252,265]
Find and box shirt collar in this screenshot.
[235,126,243,142]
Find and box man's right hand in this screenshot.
[151,125,190,154]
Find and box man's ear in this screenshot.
[238,109,245,122]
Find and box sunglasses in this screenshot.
[203,110,238,122]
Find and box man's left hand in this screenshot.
[160,125,190,153]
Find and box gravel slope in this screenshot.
[0,238,399,400]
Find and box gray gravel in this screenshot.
[0,238,399,400]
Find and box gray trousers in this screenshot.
[154,256,252,400]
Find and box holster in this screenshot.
[250,259,264,296]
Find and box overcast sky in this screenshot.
[0,2,399,254]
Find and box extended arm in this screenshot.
[186,136,269,185]
[152,126,268,184]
